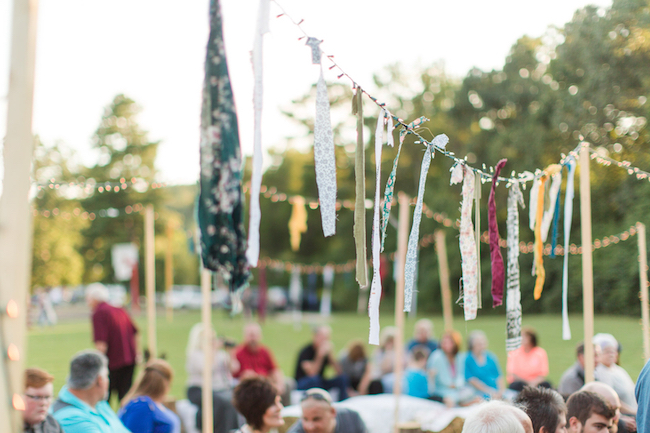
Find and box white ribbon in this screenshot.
[562,159,576,340]
[540,171,563,242]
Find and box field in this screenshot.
[27,308,647,403]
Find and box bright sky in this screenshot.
[0,0,612,186]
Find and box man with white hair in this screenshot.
[51,350,130,433]
[287,388,367,433]
[593,333,637,415]
[462,400,533,433]
[86,283,139,403]
[406,318,437,356]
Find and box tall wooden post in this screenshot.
[638,223,650,362]
[0,0,39,431]
[165,222,174,322]
[435,230,454,331]
[145,205,157,357]
[201,269,214,433]
[393,193,410,433]
[579,147,595,383]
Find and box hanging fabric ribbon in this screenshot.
[386,115,394,147]
[451,164,479,320]
[313,66,337,237]
[404,134,449,312]
[562,158,577,339]
[505,183,525,351]
[288,196,308,251]
[289,265,303,309]
[533,173,549,299]
[549,173,563,259]
[475,175,483,308]
[369,111,386,344]
[540,165,563,242]
[246,0,270,267]
[353,87,368,288]
[381,116,428,251]
[198,0,250,291]
[305,37,323,64]
[488,159,508,307]
[529,176,540,231]
[321,264,334,317]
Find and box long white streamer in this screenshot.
[369,111,386,344]
[245,0,270,266]
[562,159,576,340]
[313,67,337,237]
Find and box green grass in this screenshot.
[27,310,647,403]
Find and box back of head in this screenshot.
[566,390,615,426]
[347,340,366,362]
[411,347,428,364]
[233,377,278,430]
[86,283,110,303]
[462,401,525,433]
[581,382,620,411]
[68,350,108,390]
[514,386,566,433]
[25,368,54,390]
[123,359,173,405]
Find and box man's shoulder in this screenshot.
[40,414,64,433]
[336,408,366,432]
[286,419,305,433]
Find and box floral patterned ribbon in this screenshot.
[451,164,478,320]
[313,66,337,237]
[506,183,525,351]
[353,88,368,288]
[488,159,507,307]
[198,0,250,291]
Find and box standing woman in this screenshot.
[186,323,241,433]
[232,377,284,433]
[119,359,181,433]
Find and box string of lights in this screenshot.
[586,146,650,182]
[34,178,168,195]
[31,203,150,220]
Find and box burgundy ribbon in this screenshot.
[488,159,507,307]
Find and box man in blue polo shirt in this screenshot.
[51,350,131,433]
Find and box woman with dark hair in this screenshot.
[426,330,475,407]
[232,377,284,433]
[338,340,371,394]
[118,359,181,433]
[506,327,551,392]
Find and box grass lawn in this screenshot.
[27,309,647,403]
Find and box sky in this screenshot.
[0,0,612,186]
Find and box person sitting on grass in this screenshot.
[506,328,551,392]
[566,390,616,433]
[295,325,349,400]
[557,342,601,398]
[427,330,475,407]
[51,350,130,433]
[406,319,437,356]
[287,388,367,433]
[338,340,372,396]
[465,330,507,400]
[22,368,64,433]
[514,386,567,433]
[403,347,429,399]
[593,333,637,415]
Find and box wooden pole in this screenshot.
[435,230,453,331]
[638,223,650,362]
[145,205,157,358]
[201,269,214,433]
[579,146,595,383]
[0,0,39,431]
[165,222,174,322]
[393,192,410,433]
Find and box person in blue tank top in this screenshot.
[464,330,506,400]
[118,359,180,433]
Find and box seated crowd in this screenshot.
[22,315,647,433]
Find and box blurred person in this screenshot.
[636,358,650,433]
[185,323,240,433]
[406,319,437,355]
[286,388,367,433]
[461,400,529,433]
[427,330,475,407]
[295,325,349,400]
[582,381,635,433]
[558,342,601,398]
[368,326,403,394]
[338,340,371,395]
[593,333,637,414]
[233,322,293,404]
[22,368,63,433]
[566,390,616,433]
[118,359,180,433]
[507,328,551,392]
[86,283,139,403]
[51,349,130,433]
[403,347,430,399]
[514,386,567,433]
[465,330,507,400]
[232,377,284,433]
